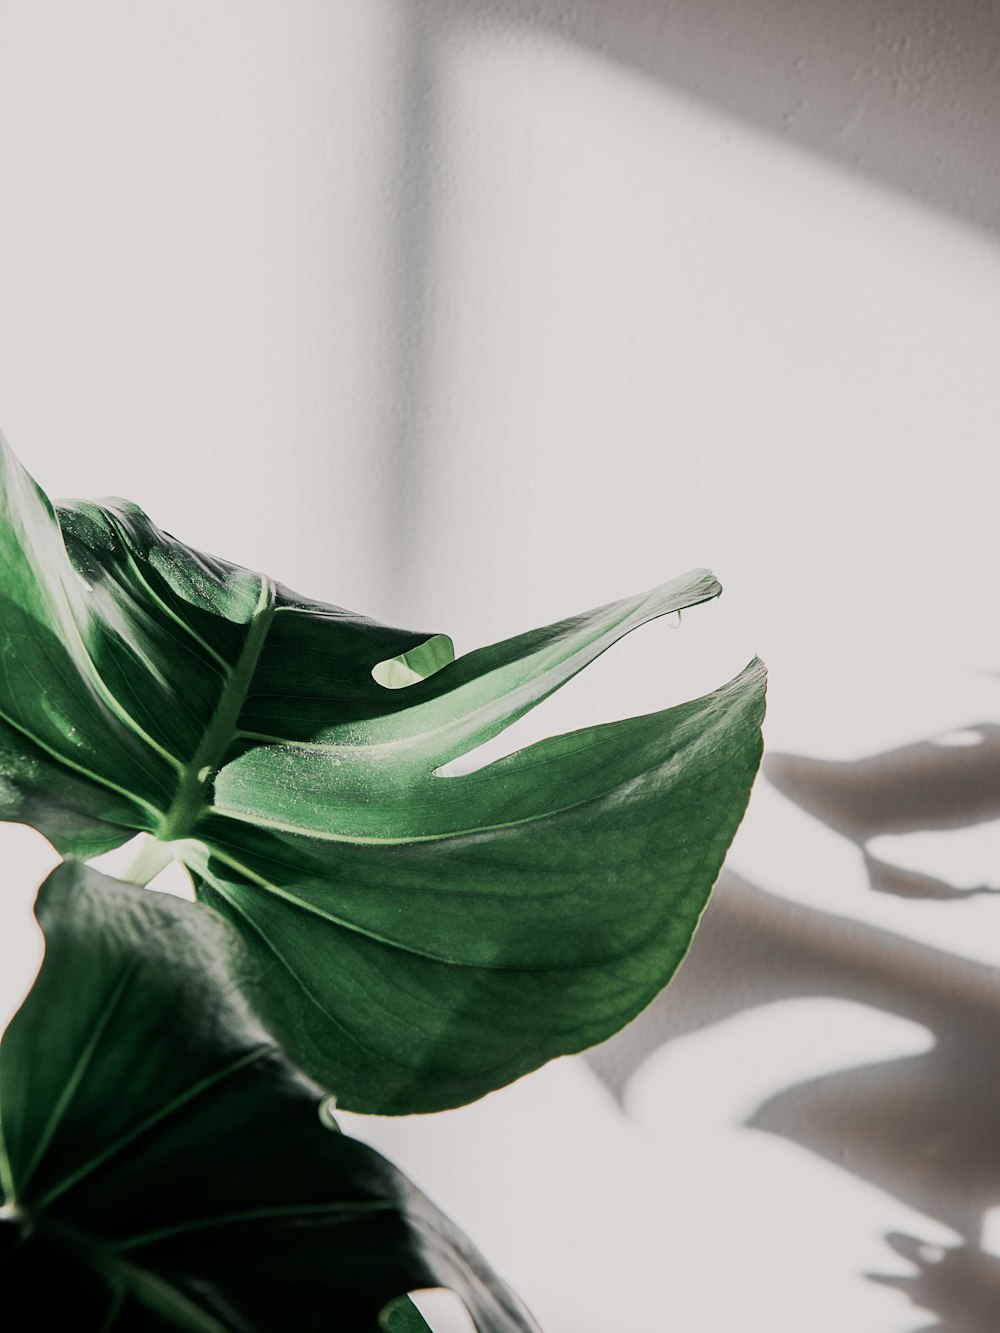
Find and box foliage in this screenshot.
[0,435,765,1327]
[0,861,536,1331]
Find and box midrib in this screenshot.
[158,578,275,841]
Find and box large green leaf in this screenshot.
[0,861,539,1332]
[0,434,766,1111]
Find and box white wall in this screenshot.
[1,3,999,1329]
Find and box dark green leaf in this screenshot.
[0,435,765,1110]
[379,1297,434,1332]
[0,862,538,1332]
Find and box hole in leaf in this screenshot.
[932,729,983,748]
[407,1289,475,1332]
[372,634,454,690]
[982,1206,1000,1257]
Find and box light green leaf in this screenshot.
[0,434,765,1111]
[0,862,538,1332]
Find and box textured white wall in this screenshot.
[1,3,999,1330]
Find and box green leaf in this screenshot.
[0,434,766,1111]
[379,1297,434,1332]
[0,862,538,1333]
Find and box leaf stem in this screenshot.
[110,836,176,888]
[158,577,275,840]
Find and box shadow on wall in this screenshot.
[384,0,1000,598]
[586,726,1000,1332]
[414,0,1000,236]
[767,728,1000,899]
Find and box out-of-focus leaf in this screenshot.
[0,435,765,1111]
[379,1297,435,1332]
[0,862,538,1332]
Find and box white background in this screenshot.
[1,3,999,1329]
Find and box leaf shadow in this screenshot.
[768,724,1000,829]
[587,725,1000,1332]
[868,1233,1000,1333]
[766,727,1000,900]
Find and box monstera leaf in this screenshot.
[0,861,539,1332]
[0,434,766,1111]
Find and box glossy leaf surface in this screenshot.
[0,862,538,1332]
[0,436,766,1110]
